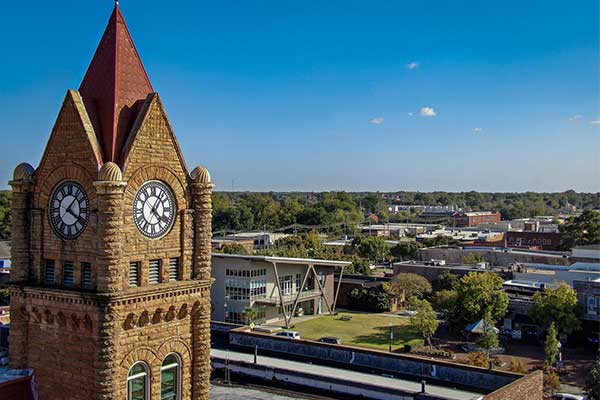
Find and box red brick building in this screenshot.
[8,4,213,399]
[453,211,501,227]
[505,231,562,250]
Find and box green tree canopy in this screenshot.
[529,282,580,335]
[390,242,422,261]
[544,322,559,368]
[409,298,439,349]
[353,236,390,262]
[560,210,600,249]
[586,358,600,400]
[384,273,432,309]
[450,272,509,330]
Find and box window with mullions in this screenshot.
[160,354,181,400]
[127,362,148,400]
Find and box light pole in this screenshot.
[389,322,393,353]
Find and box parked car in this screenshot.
[553,393,586,400]
[318,337,342,345]
[398,309,418,317]
[275,331,301,340]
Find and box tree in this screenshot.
[529,282,580,335]
[0,192,10,240]
[544,322,559,368]
[544,370,561,398]
[384,273,432,309]
[409,298,439,349]
[242,307,261,329]
[560,210,600,249]
[449,272,509,331]
[431,289,457,314]
[586,358,600,400]
[390,242,422,261]
[508,358,528,374]
[353,236,390,262]
[345,257,371,276]
[476,329,499,358]
[348,287,390,312]
[434,270,459,291]
[462,253,485,265]
[220,243,249,255]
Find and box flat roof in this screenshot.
[212,349,484,400]
[212,253,351,267]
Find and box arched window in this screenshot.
[127,362,149,400]
[160,353,181,400]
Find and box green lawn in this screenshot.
[291,311,424,351]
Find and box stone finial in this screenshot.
[98,162,123,181]
[13,163,35,181]
[190,166,211,184]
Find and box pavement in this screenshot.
[211,348,485,400]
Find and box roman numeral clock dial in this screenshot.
[133,181,176,239]
[49,181,89,240]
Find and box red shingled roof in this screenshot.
[79,3,153,164]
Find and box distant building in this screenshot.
[453,211,501,227]
[211,254,350,326]
[222,231,290,250]
[574,280,600,349]
[571,244,600,263]
[505,231,562,250]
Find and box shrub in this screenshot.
[508,358,528,374]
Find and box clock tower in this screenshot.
[8,4,213,400]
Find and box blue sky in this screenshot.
[1,0,598,192]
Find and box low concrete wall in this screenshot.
[483,370,543,400]
[229,330,520,392]
[213,357,449,400]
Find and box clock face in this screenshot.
[49,181,89,240]
[133,181,176,239]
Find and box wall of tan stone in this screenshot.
[9,87,214,400]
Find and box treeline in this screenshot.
[390,190,599,220]
[213,190,599,233]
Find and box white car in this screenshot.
[275,331,301,340]
[553,393,587,400]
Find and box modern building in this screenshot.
[211,254,350,327]
[574,280,600,350]
[6,4,213,399]
[505,231,562,250]
[454,211,502,227]
[571,244,600,263]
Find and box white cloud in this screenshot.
[590,119,600,125]
[472,127,482,133]
[406,61,419,70]
[418,107,437,117]
[569,114,583,122]
[407,112,414,116]
[369,117,384,125]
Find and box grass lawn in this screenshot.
[291,311,424,351]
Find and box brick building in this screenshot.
[505,231,562,250]
[8,4,213,400]
[453,211,501,227]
